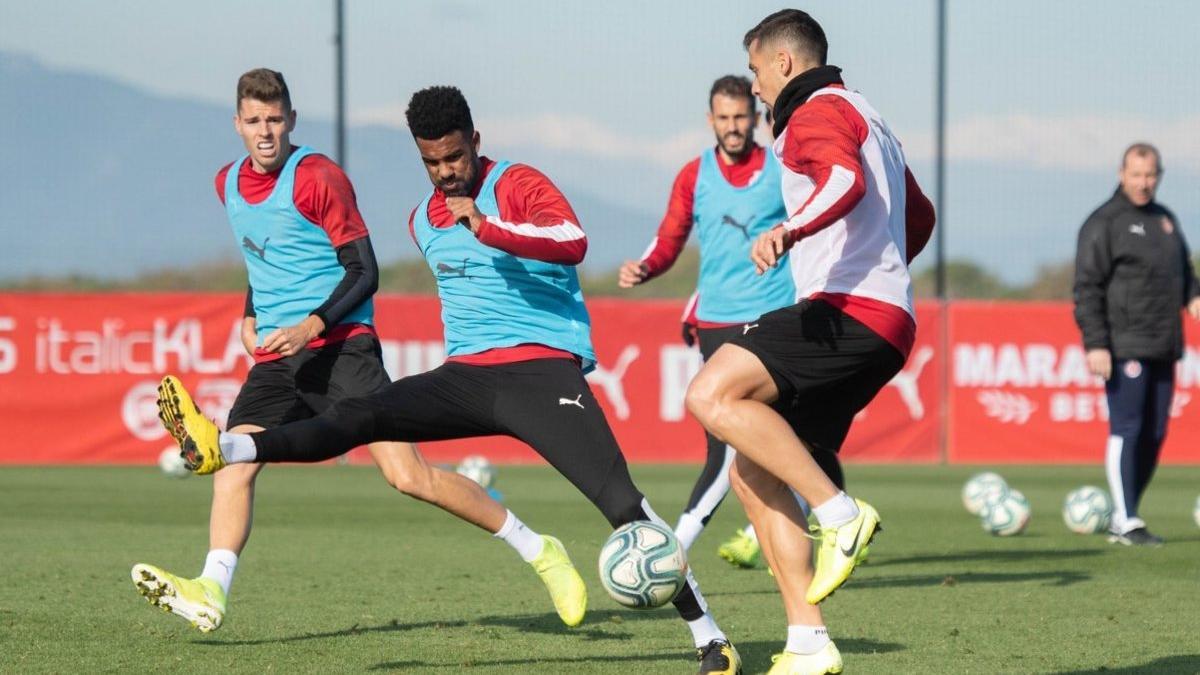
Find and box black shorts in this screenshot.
[728,299,904,454]
[226,334,391,429]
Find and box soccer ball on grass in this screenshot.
[962,471,1008,515]
[1062,486,1112,534]
[598,521,687,608]
[980,488,1030,536]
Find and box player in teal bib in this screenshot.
[412,159,595,371]
[692,146,794,323]
[224,145,373,343]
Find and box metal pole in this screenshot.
[334,0,346,169]
[935,0,950,464]
[934,0,947,299]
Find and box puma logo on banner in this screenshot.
[586,345,640,420]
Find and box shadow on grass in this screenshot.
[474,608,674,641]
[866,548,1105,567]
[194,618,469,646]
[737,638,905,673]
[707,569,1090,596]
[369,651,685,671]
[1054,654,1200,674]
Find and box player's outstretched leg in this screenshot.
[498,360,742,674]
[157,376,226,474]
[131,564,226,632]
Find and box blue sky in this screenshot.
[4,1,1200,282]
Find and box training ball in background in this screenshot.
[962,472,1008,515]
[1062,486,1113,534]
[158,447,190,478]
[456,455,496,488]
[980,488,1030,536]
[598,521,687,609]
[1193,496,1200,529]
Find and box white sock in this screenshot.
[200,549,238,597]
[742,523,758,541]
[674,512,705,552]
[686,613,726,648]
[786,624,831,655]
[494,510,544,562]
[219,432,257,464]
[812,492,859,528]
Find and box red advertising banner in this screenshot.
[947,301,1200,464]
[0,293,939,465]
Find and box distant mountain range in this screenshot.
[0,52,657,282]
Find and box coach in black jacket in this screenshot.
[1073,143,1200,546]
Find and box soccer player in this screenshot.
[684,11,934,674]
[154,85,742,674]
[132,69,586,634]
[618,75,847,569]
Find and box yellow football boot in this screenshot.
[717,528,761,569]
[157,375,225,475]
[697,639,742,674]
[131,563,226,632]
[529,535,587,627]
[768,643,843,674]
[807,499,880,604]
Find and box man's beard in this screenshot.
[718,132,750,158]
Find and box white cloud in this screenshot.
[901,113,1200,173]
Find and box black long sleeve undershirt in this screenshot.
[310,235,379,330]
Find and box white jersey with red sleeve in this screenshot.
[775,87,913,318]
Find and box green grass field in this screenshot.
[2,464,1198,674]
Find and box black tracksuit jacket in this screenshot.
[1073,188,1200,362]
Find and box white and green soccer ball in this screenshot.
[962,471,1008,515]
[1193,496,1200,529]
[598,521,687,609]
[980,488,1030,536]
[456,455,496,488]
[158,447,190,479]
[1062,486,1113,534]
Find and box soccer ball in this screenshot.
[1062,486,1113,534]
[980,488,1030,536]
[456,455,496,488]
[598,521,687,609]
[158,447,190,479]
[962,472,1008,515]
[1193,496,1200,529]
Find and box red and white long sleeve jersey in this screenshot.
[775,86,934,356]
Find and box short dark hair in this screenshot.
[709,75,756,110]
[1122,142,1162,172]
[742,9,828,66]
[237,68,292,112]
[405,86,474,140]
